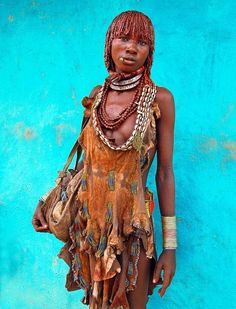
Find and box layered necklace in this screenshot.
[97,66,145,131]
[92,68,157,151]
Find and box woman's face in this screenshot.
[111,34,150,73]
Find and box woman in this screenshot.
[32,10,176,309]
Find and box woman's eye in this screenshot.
[120,37,129,42]
[139,40,147,46]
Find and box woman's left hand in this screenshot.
[152,249,176,297]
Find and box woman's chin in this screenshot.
[115,64,141,74]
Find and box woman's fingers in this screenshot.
[152,262,162,284]
[148,275,163,295]
[158,271,171,297]
[37,225,51,232]
[32,220,51,233]
[32,217,40,230]
[37,210,48,228]
[32,217,47,231]
[32,207,49,232]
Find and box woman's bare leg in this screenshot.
[126,242,152,309]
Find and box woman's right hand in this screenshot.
[32,201,51,233]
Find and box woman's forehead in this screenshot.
[113,31,148,41]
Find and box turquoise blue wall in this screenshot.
[1,1,236,308]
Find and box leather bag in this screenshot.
[41,133,85,243]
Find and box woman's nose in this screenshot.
[126,40,138,54]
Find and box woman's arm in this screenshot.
[152,87,176,297]
[156,87,175,216]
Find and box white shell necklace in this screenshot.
[92,84,157,151]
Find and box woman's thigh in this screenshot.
[126,242,152,309]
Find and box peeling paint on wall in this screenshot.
[198,138,218,153]
[71,87,79,107]
[8,15,14,22]
[15,122,36,140]
[222,103,235,122]
[223,141,236,161]
[54,124,76,145]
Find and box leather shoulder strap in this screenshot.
[63,139,80,172]
[63,86,102,172]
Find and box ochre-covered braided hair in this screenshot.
[104,10,155,76]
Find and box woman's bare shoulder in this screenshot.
[81,85,102,117]
[89,85,103,98]
[155,86,175,117]
[156,86,174,103]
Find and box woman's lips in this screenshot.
[122,57,136,64]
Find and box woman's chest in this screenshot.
[103,112,137,147]
[103,91,139,146]
[91,84,158,151]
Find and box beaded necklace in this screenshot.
[97,66,145,131]
[97,77,144,131]
[92,82,157,151]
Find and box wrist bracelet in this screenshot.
[162,216,177,249]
